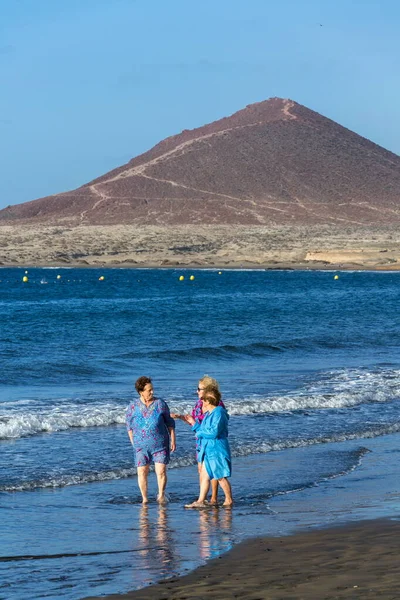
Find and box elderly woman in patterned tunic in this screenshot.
[126,376,176,504]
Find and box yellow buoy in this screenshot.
[99,276,105,281]
[22,276,28,283]
[334,275,339,280]
[179,275,184,281]
[56,274,61,280]
[218,271,222,275]
[190,275,195,281]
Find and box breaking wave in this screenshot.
[0,426,394,492]
[2,367,400,440]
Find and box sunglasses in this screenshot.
[197,387,205,392]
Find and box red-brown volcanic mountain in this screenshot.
[2,97,400,225]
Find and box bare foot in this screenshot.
[184,500,208,509]
[222,501,233,507]
[142,499,149,504]
[209,499,219,506]
[157,495,168,505]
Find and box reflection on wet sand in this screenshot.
[135,504,234,584]
[198,507,233,560]
[137,505,177,578]
[157,507,175,568]
[138,504,151,554]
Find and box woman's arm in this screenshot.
[171,413,199,427]
[161,400,176,429]
[196,410,227,439]
[171,398,204,425]
[126,404,134,446]
[163,402,176,451]
[169,427,176,452]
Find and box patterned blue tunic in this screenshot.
[126,398,175,465]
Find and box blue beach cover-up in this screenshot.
[192,397,226,461]
[126,398,175,463]
[192,405,231,479]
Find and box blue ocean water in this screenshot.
[1,268,400,599]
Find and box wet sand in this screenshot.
[1,224,400,270]
[91,518,400,600]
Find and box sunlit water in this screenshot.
[1,268,400,599]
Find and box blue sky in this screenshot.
[1,0,399,209]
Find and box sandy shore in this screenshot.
[1,224,400,270]
[88,518,400,600]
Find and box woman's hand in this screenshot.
[183,414,195,426]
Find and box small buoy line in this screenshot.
[16,271,221,284]
[0,270,347,285]
[21,271,64,283]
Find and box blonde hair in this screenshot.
[199,375,220,390]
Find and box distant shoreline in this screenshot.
[2,261,400,271]
[1,223,400,271]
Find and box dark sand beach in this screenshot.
[91,518,400,600]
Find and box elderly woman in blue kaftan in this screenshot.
[184,391,233,508]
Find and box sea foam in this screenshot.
[1,367,399,440]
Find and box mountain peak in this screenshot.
[1,98,399,226]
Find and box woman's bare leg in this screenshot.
[155,463,167,502]
[198,464,211,503]
[197,462,205,499]
[137,465,150,503]
[218,477,233,506]
[198,462,219,504]
[210,479,219,504]
[197,462,202,482]
[185,464,210,508]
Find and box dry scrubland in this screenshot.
[1,224,400,269]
